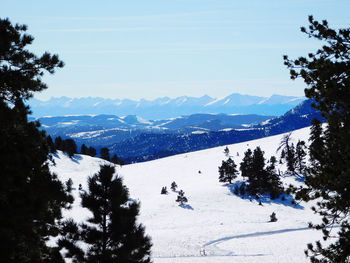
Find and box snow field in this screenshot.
[52,126,325,263]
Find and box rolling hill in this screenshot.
[51,126,328,263]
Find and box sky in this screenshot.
[1,0,350,100]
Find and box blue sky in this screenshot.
[2,0,349,100]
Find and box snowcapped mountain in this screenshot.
[36,99,320,164]
[29,93,305,119]
[51,126,324,263]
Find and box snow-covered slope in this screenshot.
[51,126,324,263]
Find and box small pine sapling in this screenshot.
[176,190,188,206]
[171,181,178,191]
[161,186,168,195]
[270,212,277,222]
[224,146,230,157]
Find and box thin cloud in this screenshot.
[40,26,230,33]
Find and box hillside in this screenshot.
[51,126,325,263]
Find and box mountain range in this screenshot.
[36,99,322,163]
[29,93,305,119]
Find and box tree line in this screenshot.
[47,135,124,165]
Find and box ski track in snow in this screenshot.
[202,227,310,256]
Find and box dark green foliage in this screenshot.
[80,144,88,155]
[111,154,124,165]
[100,147,110,161]
[0,18,72,262]
[55,136,63,150]
[171,181,177,191]
[54,137,77,158]
[61,165,152,262]
[240,147,282,198]
[161,186,168,194]
[277,133,297,174]
[224,146,230,157]
[295,140,307,173]
[270,212,277,222]
[266,156,283,199]
[176,190,188,206]
[87,146,97,157]
[285,16,350,262]
[63,139,77,157]
[47,135,56,153]
[308,118,324,166]
[240,148,253,179]
[0,18,64,103]
[218,157,238,184]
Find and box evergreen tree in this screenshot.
[308,118,324,167]
[61,165,152,262]
[176,190,188,206]
[161,186,168,195]
[240,148,282,198]
[111,154,124,165]
[100,147,110,161]
[47,135,56,153]
[63,139,77,158]
[218,157,238,184]
[265,156,283,199]
[55,136,63,150]
[171,181,178,192]
[0,18,72,262]
[269,212,277,222]
[248,147,266,195]
[223,146,230,157]
[284,16,350,262]
[277,133,297,174]
[240,148,253,179]
[80,144,88,155]
[87,146,97,157]
[295,140,307,174]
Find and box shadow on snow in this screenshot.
[225,181,304,209]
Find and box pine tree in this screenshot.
[287,143,297,174]
[61,165,152,262]
[63,138,77,158]
[55,136,63,150]
[240,148,253,179]
[277,133,297,174]
[269,212,277,222]
[218,157,238,184]
[161,186,168,195]
[171,181,178,192]
[248,147,266,195]
[0,18,72,262]
[111,154,124,165]
[223,146,230,157]
[80,144,88,155]
[295,140,307,174]
[100,147,110,161]
[47,135,56,153]
[176,190,188,206]
[265,156,283,199]
[240,148,282,198]
[308,118,324,167]
[284,16,350,262]
[87,146,97,157]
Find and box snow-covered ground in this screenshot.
[51,126,325,263]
